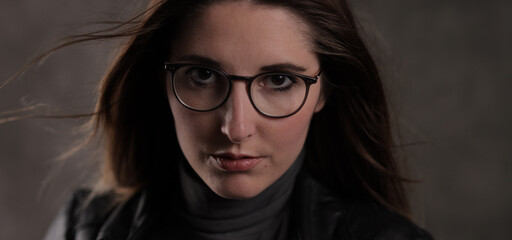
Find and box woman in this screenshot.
[44,0,433,239]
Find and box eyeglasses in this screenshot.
[164,62,320,118]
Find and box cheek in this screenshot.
[272,117,310,142]
[282,86,322,133]
[266,111,313,162]
[168,90,216,153]
[267,86,322,152]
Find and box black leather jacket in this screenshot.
[44,170,433,240]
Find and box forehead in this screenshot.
[171,1,318,73]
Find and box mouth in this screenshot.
[210,152,263,172]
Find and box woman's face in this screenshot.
[167,2,324,199]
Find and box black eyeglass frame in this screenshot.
[164,62,321,118]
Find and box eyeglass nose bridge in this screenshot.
[219,74,258,115]
[217,74,258,108]
[224,74,254,84]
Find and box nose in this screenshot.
[220,81,256,143]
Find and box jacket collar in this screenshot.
[292,168,346,240]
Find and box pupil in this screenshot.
[198,69,212,80]
[271,75,285,85]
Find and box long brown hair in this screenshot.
[8,0,412,219]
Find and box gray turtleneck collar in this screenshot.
[175,150,305,240]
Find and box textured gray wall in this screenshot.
[1,1,510,239]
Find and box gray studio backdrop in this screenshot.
[1,1,510,239]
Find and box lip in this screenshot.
[211,152,263,172]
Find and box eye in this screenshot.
[181,66,222,88]
[258,74,298,91]
[190,67,217,83]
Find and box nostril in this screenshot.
[220,111,253,144]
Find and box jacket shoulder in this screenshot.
[338,200,433,240]
[296,170,433,240]
[44,189,118,240]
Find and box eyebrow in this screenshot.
[260,63,307,73]
[175,54,308,73]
